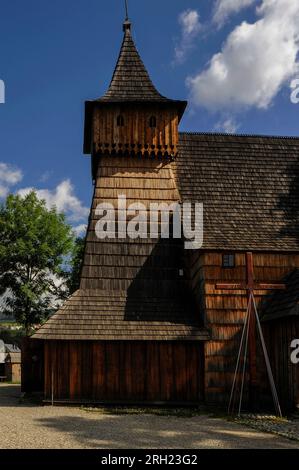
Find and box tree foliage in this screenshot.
[66,236,85,294]
[0,192,75,334]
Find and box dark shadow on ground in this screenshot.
[0,384,297,448]
[35,412,296,449]
[0,384,41,408]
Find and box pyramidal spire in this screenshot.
[98,10,173,103]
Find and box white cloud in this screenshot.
[174,9,201,64]
[0,185,7,198]
[0,163,23,198]
[213,0,256,27]
[188,0,299,111]
[73,224,87,237]
[18,180,89,223]
[39,170,52,183]
[215,117,240,133]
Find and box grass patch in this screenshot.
[82,406,209,418]
[3,381,21,385]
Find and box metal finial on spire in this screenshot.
[123,0,131,32]
[125,0,129,20]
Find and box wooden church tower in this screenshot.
[32,15,209,404]
[28,12,299,411]
[84,19,186,171]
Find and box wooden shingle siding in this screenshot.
[196,252,299,406]
[34,155,208,341]
[44,341,204,404]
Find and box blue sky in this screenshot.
[0,0,298,232]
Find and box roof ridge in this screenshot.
[179,131,299,141]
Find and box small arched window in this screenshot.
[149,116,157,128]
[117,115,124,127]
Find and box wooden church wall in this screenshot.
[93,105,179,158]
[193,252,299,406]
[44,341,204,404]
[262,317,299,411]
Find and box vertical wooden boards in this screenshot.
[93,105,179,157]
[159,343,174,401]
[44,341,203,404]
[44,342,51,399]
[105,342,120,400]
[56,341,69,399]
[146,342,161,401]
[81,342,92,399]
[173,343,187,401]
[263,318,299,411]
[186,343,200,402]
[92,342,106,400]
[119,342,132,400]
[69,341,81,400]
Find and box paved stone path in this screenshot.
[0,385,298,449]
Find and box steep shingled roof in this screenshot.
[97,21,174,103]
[175,132,299,251]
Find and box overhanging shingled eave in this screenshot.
[31,290,209,342]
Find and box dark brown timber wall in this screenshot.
[21,338,44,393]
[44,341,204,404]
[263,318,299,411]
[189,253,299,406]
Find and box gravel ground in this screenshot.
[0,384,298,449]
[234,414,299,442]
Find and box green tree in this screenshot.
[0,192,75,334]
[66,236,85,294]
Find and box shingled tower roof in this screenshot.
[98,20,172,103]
[84,18,186,153]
